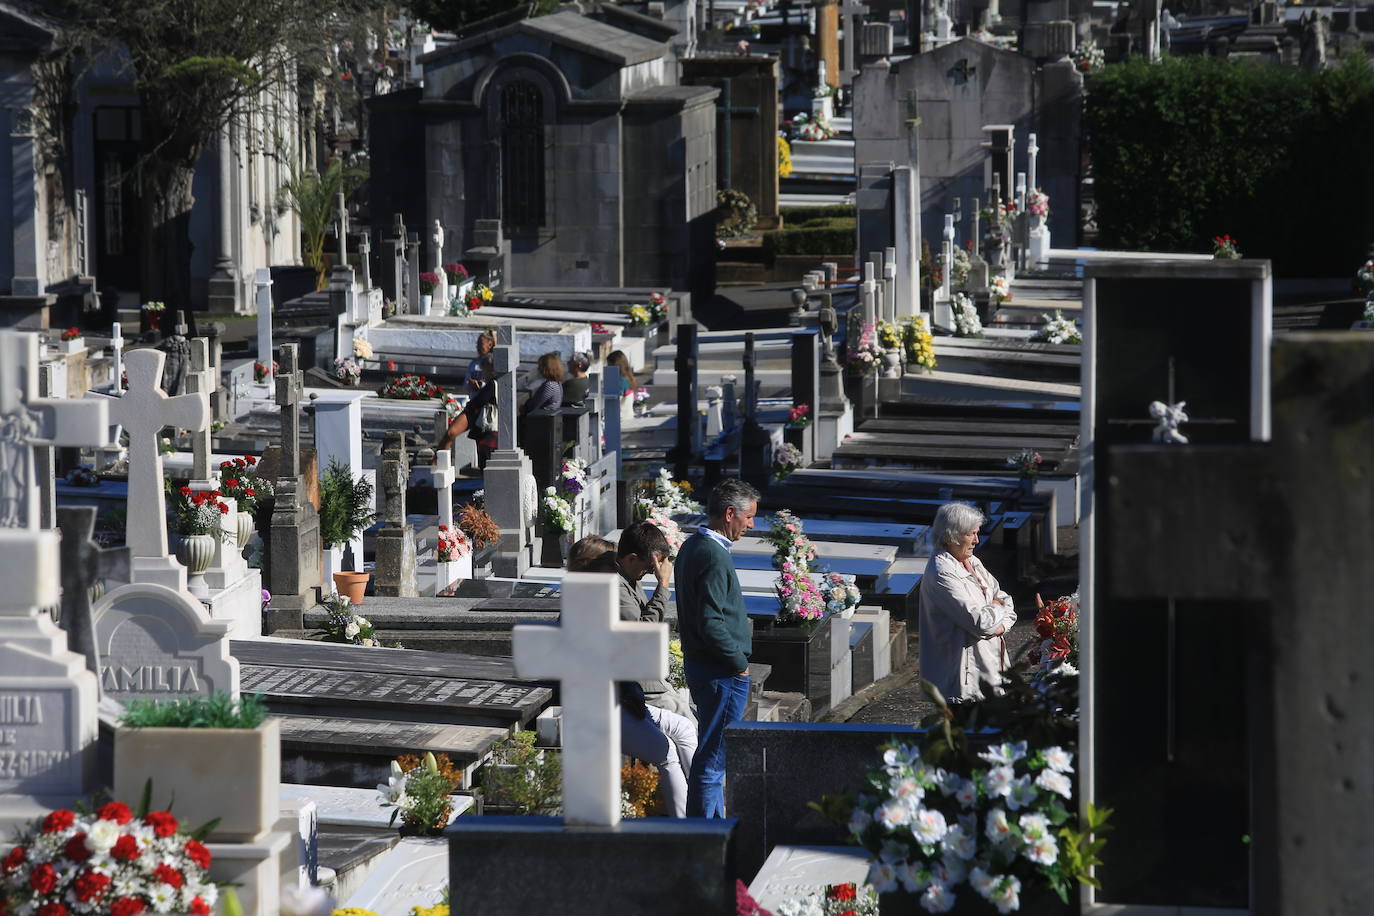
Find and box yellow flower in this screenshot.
[332,909,380,916]
[480,287,493,301]
[409,907,450,916]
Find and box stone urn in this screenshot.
[175,533,216,595]
[880,350,903,378]
[333,571,370,605]
[236,511,255,550]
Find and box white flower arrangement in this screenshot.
[821,572,863,617]
[953,293,983,338]
[1031,311,1082,345]
[353,337,374,359]
[990,275,1012,303]
[542,487,576,533]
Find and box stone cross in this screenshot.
[275,344,304,479]
[511,572,667,826]
[159,313,191,396]
[433,450,456,531]
[255,268,273,379]
[95,348,208,587]
[839,0,870,82]
[186,338,214,483]
[336,191,349,248]
[110,322,124,391]
[381,431,410,526]
[0,331,110,530]
[357,230,373,291]
[494,340,519,453]
[56,506,130,693]
[1027,133,1039,193]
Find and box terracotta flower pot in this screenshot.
[333,570,370,605]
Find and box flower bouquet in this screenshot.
[0,801,218,916]
[67,465,99,487]
[639,502,686,557]
[591,321,610,335]
[786,403,812,429]
[648,291,670,323]
[559,458,589,497]
[253,360,277,382]
[61,326,82,342]
[1072,39,1105,73]
[876,320,903,353]
[627,305,653,327]
[833,738,1105,914]
[953,293,983,339]
[633,388,652,414]
[376,751,462,835]
[1353,259,1374,295]
[169,487,231,541]
[792,112,837,141]
[436,524,471,562]
[952,244,972,288]
[637,467,701,516]
[776,882,880,916]
[772,442,804,482]
[990,275,1012,303]
[315,592,378,646]
[140,301,166,314]
[775,562,827,622]
[1030,312,1081,345]
[378,373,445,401]
[1007,448,1043,479]
[821,572,863,618]
[217,456,273,514]
[1026,189,1049,219]
[464,284,493,313]
[846,323,884,376]
[901,317,937,372]
[767,510,817,572]
[353,337,374,360]
[1028,593,1079,683]
[541,487,575,533]
[334,358,363,385]
[1212,235,1241,259]
[419,271,440,296]
[443,262,469,286]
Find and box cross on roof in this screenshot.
[511,572,667,826]
[56,506,131,695]
[0,330,110,530]
[94,348,209,562]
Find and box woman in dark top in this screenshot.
[439,357,499,468]
[521,352,565,415]
[466,330,496,394]
[561,352,591,407]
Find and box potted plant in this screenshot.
[319,458,376,603]
[376,752,465,836]
[113,692,279,844]
[168,484,231,594]
[419,271,440,313]
[218,455,273,550]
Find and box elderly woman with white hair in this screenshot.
[919,502,1018,703]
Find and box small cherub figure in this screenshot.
[1149,400,1189,444]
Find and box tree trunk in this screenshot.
[139,159,198,337]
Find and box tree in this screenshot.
[49,0,381,318]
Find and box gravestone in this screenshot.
[311,390,370,573]
[671,323,699,481]
[448,573,736,915]
[484,331,538,577]
[266,345,322,621]
[375,430,418,598]
[1080,259,1270,909]
[1102,332,1374,915]
[739,333,773,489]
[55,506,131,692]
[789,332,820,465]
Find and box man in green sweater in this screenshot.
[675,477,759,817]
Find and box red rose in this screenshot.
[153,863,183,888]
[234,458,246,467]
[29,862,57,894]
[387,361,396,371]
[225,478,239,489]
[184,839,211,870]
[40,809,74,833]
[188,897,211,916]
[245,489,255,497]
[74,869,111,902]
[2,846,26,870]
[110,898,146,916]
[36,904,67,916]
[179,486,193,496]
[143,810,178,837]
[828,884,857,901]
[63,833,91,861]
[219,503,230,514]
[110,834,139,860]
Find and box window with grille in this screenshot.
[500,81,545,234]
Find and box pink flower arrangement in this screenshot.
[443,262,469,285]
[419,271,441,296]
[775,570,827,621]
[786,403,811,429]
[437,524,471,562]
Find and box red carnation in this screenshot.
[188,898,211,916]
[29,862,57,894]
[110,898,146,916]
[74,870,111,902]
[245,455,257,465]
[828,884,857,901]
[96,801,132,824]
[143,810,178,837]
[153,863,183,888]
[225,478,239,489]
[220,461,234,469]
[110,834,139,860]
[40,809,74,833]
[184,839,211,870]
[63,833,91,861]
[219,503,230,514]
[2,846,26,871]
[36,904,67,916]
[179,486,193,496]
[234,458,246,467]
[245,489,255,497]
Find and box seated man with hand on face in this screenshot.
[616,521,694,721]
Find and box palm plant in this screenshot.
[277,157,368,289]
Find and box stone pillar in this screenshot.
[254,268,273,387]
[109,322,124,390]
[374,430,417,598]
[208,126,239,314]
[486,334,535,577]
[816,0,840,89]
[882,248,897,324]
[892,167,919,321]
[8,106,44,299]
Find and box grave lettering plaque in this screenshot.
[94,584,237,702]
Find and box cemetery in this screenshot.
[2,0,1374,913]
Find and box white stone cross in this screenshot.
[94,348,209,586]
[512,572,667,826]
[433,450,455,530]
[0,330,110,530]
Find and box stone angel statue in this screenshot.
[1149,400,1189,444]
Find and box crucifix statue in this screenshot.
[511,573,667,826]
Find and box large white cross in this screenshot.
[94,348,209,576]
[512,572,667,826]
[0,331,110,530]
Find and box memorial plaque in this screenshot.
[241,665,550,728]
[0,688,81,796]
[93,585,237,702]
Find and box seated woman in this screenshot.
[466,329,496,395]
[918,502,1017,704]
[521,352,565,416]
[561,352,591,407]
[438,356,498,469]
[567,534,698,817]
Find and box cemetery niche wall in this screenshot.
[410,8,719,302]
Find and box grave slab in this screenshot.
[849,620,874,694]
[280,784,473,829]
[344,836,451,916]
[275,716,505,790]
[748,845,873,914]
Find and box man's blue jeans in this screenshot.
[685,660,750,818]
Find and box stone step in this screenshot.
[757,691,812,723]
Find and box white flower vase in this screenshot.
[1029,214,1050,266]
[880,350,903,379]
[421,294,433,314]
[176,533,217,597]
[236,511,255,550]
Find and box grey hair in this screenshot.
[932,502,985,551]
[707,477,760,521]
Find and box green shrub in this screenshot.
[781,203,857,225]
[319,459,376,551]
[1086,55,1374,275]
[120,692,269,729]
[762,221,856,258]
[480,731,562,815]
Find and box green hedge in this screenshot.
[762,221,856,258]
[1085,55,1374,275]
[781,204,857,226]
